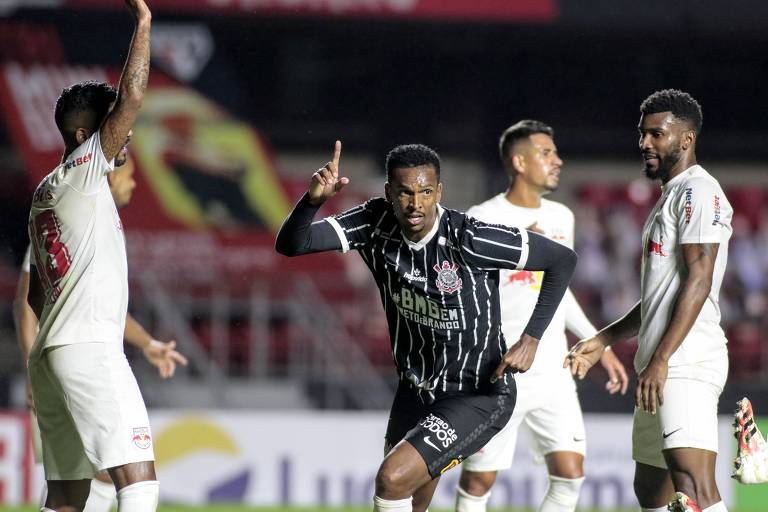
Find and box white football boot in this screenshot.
[732,397,768,484]
[667,491,702,512]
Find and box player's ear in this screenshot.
[512,153,526,175]
[682,129,696,151]
[436,182,443,203]
[385,182,392,202]
[75,127,91,145]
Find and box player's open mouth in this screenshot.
[406,216,423,226]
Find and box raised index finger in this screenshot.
[332,140,342,169]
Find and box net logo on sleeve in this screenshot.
[712,195,722,226]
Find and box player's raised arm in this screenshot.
[275,141,352,256]
[99,0,151,162]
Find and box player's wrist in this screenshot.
[143,339,163,351]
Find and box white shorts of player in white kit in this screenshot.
[28,342,155,480]
[632,356,728,469]
[463,373,586,471]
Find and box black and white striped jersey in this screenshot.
[325,197,532,397]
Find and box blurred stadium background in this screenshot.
[0,0,767,510]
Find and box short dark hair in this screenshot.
[385,144,441,182]
[54,80,117,136]
[499,120,554,169]
[640,89,702,134]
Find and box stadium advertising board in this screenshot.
[0,411,743,508]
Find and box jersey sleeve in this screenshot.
[326,198,386,253]
[62,132,115,194]
[458,216,530,270]
[677,178,731,244]
[563,288,598,339]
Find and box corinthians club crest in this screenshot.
[434,261,462,293]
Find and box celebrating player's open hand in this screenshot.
[492,334,539,382]
[564,335,606,379]
[125,0,151,21]
[308,140,349,205]
[143,339,189,379]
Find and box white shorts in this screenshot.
[463,373,586,472]
[28,342,155,480]
[632,360,728,469]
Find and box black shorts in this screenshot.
[384,380,516,478]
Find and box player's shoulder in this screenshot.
[466,193,507,222]
[676,166,726,197]
[540,197,574,217]
[362,196,392,213]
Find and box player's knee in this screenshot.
[116,480,159,512]
[458,469,496,496]
[543,475,584,508]
[375,461,412,498]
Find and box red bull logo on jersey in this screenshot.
[434,261,462,294]
[505,270,537,286]
[132,427,152,449]
[647,236,667,257]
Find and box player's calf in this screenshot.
[45,479,92,512]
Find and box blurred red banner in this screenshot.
[62,0,558,21]
[0,63,344,278]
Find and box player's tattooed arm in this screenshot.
[651,242,719,363]
[99,0,151,162]
[634,241,719,414]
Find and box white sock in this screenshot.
[116,481,159,512]
[455,486,490,512]
[373,495,412,512]
[538,476,584,512]
[38,482,48,508]
[640,507,667,512]
[84,478,117,512]
[702,502,728,512]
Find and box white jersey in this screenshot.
[467,193,597,378]
[27,132,128,359]
[636,165,732,374]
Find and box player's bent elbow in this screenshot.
[274,237,300,257]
